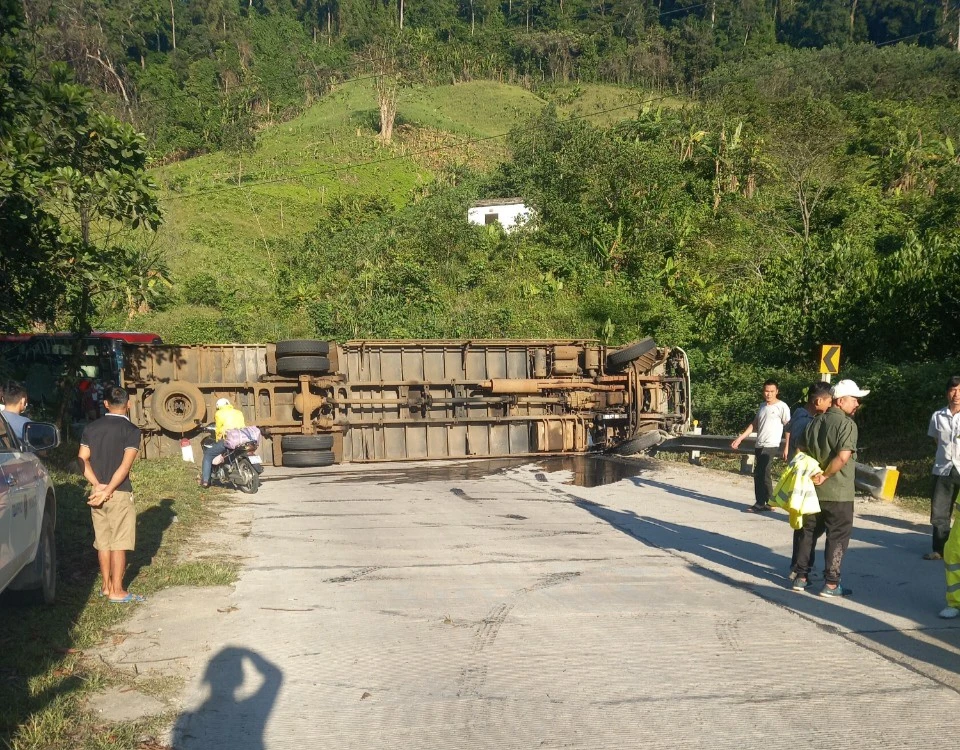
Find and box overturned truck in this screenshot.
[121,338,690,466]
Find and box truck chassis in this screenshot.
[121,338,690,466]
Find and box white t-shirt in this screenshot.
[928,407,960,476]
[755,400,791,448]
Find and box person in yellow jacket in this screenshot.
[941,517,960,618]
[200,398,246,487]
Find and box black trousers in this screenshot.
[931,468,960,555]
[791,528,817,572]
[753,447,777,506]
[794,501,854,585]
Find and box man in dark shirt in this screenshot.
[786,381,834,580]
[793,379,869,598]
[79,386,144,603]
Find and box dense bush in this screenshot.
[22,0,960,159]
[132,307,240,345]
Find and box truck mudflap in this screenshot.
[123,339,690,465]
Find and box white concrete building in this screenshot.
[467,198,531,232]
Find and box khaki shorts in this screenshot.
[91,491,136,551]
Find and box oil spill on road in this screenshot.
[290,454,655,488]
[550,455,656,488]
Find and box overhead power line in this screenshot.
[876,28,938,48]
[135,68,387,107]
[658,2,710,18]
[102,1,729,109]
[92,2,941,112]
[161,42,921,203]
[149,17,953,204]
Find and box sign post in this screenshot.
[819,344,841,383]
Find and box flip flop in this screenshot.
[109,593,146,604]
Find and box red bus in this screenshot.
[0,332,163,420]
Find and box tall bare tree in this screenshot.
[372,39,403,143]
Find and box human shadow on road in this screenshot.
[856,512,929,533]
[126,498,176,587]
[629,476,930,551]
[628,476,749,514]
[575,498,960,681]
[574,498,787,586]
[172,647,282,750]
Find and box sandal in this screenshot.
[109,593,146,604]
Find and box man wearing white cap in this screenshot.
[791,379,869,597]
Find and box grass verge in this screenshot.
[0,455,237,750]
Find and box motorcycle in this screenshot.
[201,425,263,494]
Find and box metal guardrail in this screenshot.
[853,463,900,503]
[656,433,900,502]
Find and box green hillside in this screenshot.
[149,80,663,300]
[6,0,960,515]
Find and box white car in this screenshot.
[0,416,59,603]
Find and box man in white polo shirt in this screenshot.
[926,375,960,561]
[732,379,792,512]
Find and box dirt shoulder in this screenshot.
[82,493,254,744]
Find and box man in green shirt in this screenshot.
[791,379,869,598]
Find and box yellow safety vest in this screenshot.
[770,452,822,530]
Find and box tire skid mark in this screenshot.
[450,487,496,503]
[457,571,581,696]
[524,570,582,592]
[324,566,383,584]
[457,602,513,697]
[475,602,513,653]
[714,618,743,653]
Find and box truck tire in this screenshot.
[282,450,336,468]
[151,381,207,432]
[606,338,656,371]
[611,429,668,455]
[276,355,331,376]
[275,339,330,357]
[281,434,335,451]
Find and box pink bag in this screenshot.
[224,426,261,449]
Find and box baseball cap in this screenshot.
[215,397,231,409]
[832,379,870,399]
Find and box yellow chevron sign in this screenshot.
[819,344,841,375]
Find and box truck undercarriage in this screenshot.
[121,338,690,466]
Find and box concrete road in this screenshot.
[171,457,960,749]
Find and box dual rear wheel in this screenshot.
[275,340,332,376]
[280,433,335,467]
